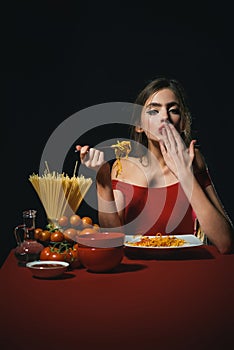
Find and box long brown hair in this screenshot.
[130,77,192,157]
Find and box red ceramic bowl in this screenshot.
[76,231,125,248]
[77,232,125,272]
[77,246,124,273]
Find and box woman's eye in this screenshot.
[146,110,158,116]
[169,108,180,115]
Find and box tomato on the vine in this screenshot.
[49,249,65,261]
[61,248,73,263]
[40,246,65,261]
[69,244,81,268]
[73,243,79,251]
[69,247,79,261]
[40,246,52,260]
[39,239,81,267]
[39,230,51,242]
[34,228,43,240]
[50,230,64,242]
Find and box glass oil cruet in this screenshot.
[14,209,44,266]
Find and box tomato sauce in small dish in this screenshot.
[26,260,69,279]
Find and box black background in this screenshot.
[1,1,234,266]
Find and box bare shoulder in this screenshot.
[193,147,208,173]
[111,156,145,182]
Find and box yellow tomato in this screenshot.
[93,223,100,231]
[63,227,77,243]
[58,215,69,227]
[69,214,82,227]
[81,216,93,228]
[78,227,97,236]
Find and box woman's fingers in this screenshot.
[160,122,185,152]
[75,145,82,152]
[189,140,196,160]
[169,123,186,151]
[75,144,89,153]
[77,145,90,162]
[164,123,177,150]
[159,139,167,156]
[158,124,196,178]
[88,148,103,167]
[160,123,175,152]
[76,145,105,170]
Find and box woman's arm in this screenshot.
[159,123,234,254]
[181,172,233,254]
[76,145,124,231]
[95,162,125,230]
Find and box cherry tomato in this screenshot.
[49,250,65,261]
[63,228,77,243]
[58,215,69,227]
[81,216,93,228]
[73,243,79,251]
[69,214,82,227]
[93,223,100,231]
[69,245,81,268]
[40,247,52,260]
[60,248,72,263]
[78,227,97,236]
[70,246,78,260]
[50,230,64,242]
[34,228,43,240]
[39,230,51,242]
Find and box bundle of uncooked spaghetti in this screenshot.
[29,162,92,226]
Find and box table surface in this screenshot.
[1,245,234,350]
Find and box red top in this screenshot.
[112,170,212,236]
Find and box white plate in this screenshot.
[124,234,203,249]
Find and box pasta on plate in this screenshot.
[126,233,187,247]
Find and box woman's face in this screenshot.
[139,88,183,142]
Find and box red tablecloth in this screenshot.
[1,246,234,350]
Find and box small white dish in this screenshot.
[26,260,69,279]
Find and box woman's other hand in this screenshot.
[159,122,196,180]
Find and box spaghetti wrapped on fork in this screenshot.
[111,140,131,177]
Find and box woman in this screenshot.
[76,77,234,254]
